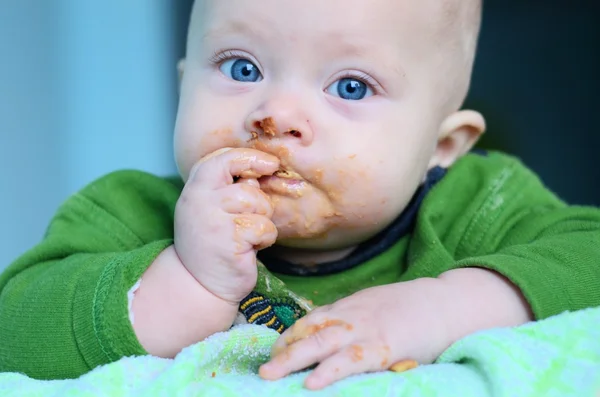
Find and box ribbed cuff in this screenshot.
[72,239,173,370]
[454,252,570,321]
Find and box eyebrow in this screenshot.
[201,22,406,81]
[324,34,407,78]
[202,20,267,42]
[324,34,371,58]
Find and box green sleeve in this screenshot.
[0,170,181,380]
[409,152,600,320]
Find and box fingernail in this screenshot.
[187,163,201,182]
[258,363,276,380]
[261,362,273,371]
[305,375,324,390]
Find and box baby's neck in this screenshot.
[266,245,357,268]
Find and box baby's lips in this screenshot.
[273,169,303,180]
[238,166,300,181]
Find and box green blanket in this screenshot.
[1,306,599,396]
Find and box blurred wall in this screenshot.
[0,2,64,271]
[1,1,598,271]
[0,1,180,270]
[469,1,599,206]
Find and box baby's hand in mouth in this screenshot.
[176,147,281,304]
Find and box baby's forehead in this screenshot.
[190,0,480,110]
[191,0,466,40]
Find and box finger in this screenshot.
[304,344,390,390]
[269,309,345,355]
[219,184,273,217]
[231,214,278,251]
[189,148,280,189]
[236,177,260,188]
[259,322,352,381]
[197,147,234,164]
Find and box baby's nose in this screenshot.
[245,97,314,145]
[252,118,303,140]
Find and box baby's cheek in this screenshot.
[198,128,242,158]
[326,160,392,226]
[175,125,239,179]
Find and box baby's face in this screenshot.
[175,0,468,250]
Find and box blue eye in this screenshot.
[327,78,373,100]
[220,58,262,82]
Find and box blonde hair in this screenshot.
[436,0,484,112]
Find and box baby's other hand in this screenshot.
[259,278,452,390]
[174,148,280,305]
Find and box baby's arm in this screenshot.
[0,148,279,379]
[0,171,179,379]
[130,246,239,358]
[437,267,533,346]
[259,267,532,390]
[130,148,279,358]
[262,154,600,389]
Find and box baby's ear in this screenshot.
[177,59,186,92]
[428,110,486,169]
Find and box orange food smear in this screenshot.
[380,346,391,368]
[260,117,278,137]
[389,360,418,373]
[238,169,262,179]
[234,217,253,229]
[284,319,353,345]
[350,345,364,362]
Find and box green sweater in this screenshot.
[1,151,599,380]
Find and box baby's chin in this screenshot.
[273,213,386,251]
[270,196,396,250]
[274,227,380,253]
[272,211,334,242]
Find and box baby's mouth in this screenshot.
[273,168,303,180]
[259,168,306,197]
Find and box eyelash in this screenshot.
[333,71,382,95]
[209,50,252,66]
[209,50,382,94]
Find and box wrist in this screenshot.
[132,245,239,357]
[171,245,241,315]
[174,244,251,308]
[402,277,458,362]
[437,267,533,345]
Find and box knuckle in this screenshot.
[311,331,333,352]
[232,214,255,230]
[258,218,276,233]
[312,305,333,315]
[345,344,365,364]
[232,183,258,201]
[236,183,254,194]
[177,187,194,207]
[179,181,209,205]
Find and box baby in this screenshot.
[1,0,600,391]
